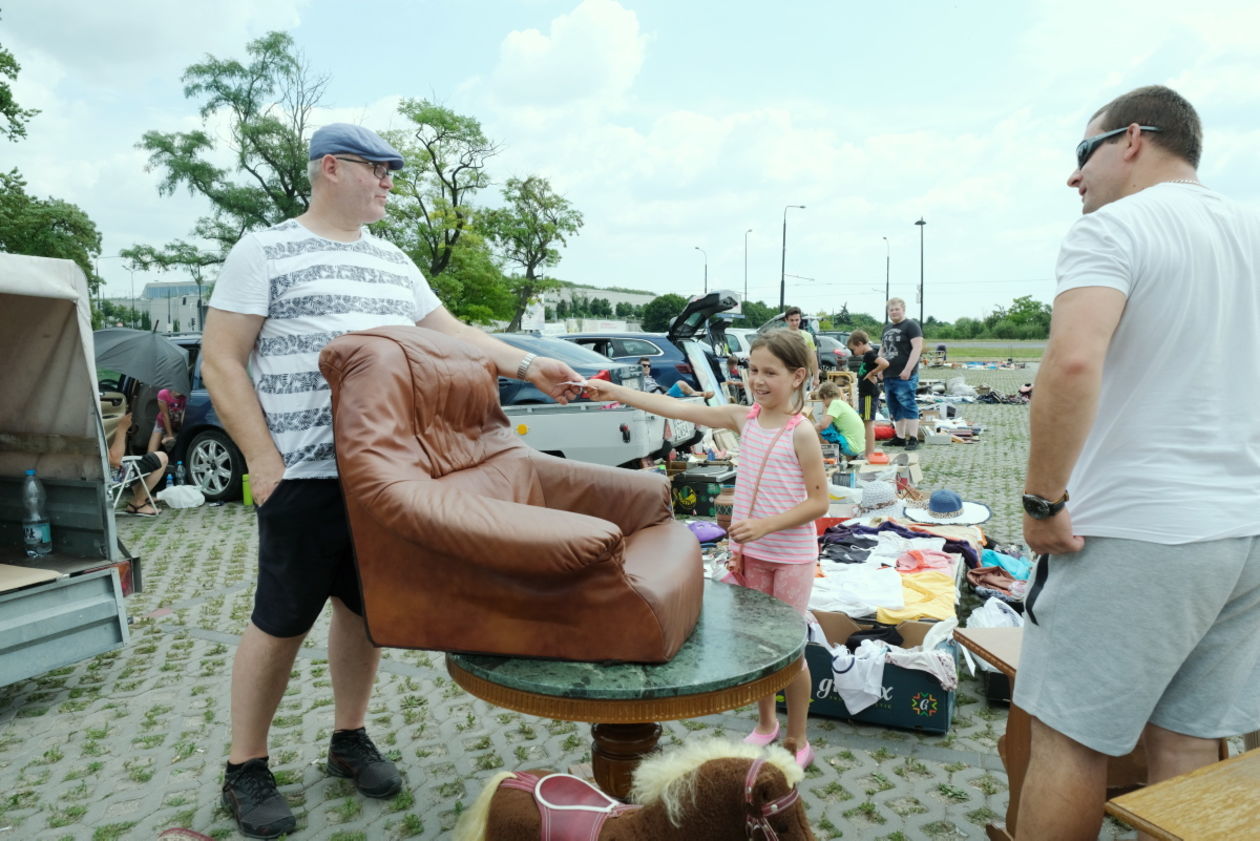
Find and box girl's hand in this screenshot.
[582,379,619,401]
[728,517,772,545]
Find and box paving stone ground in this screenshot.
[0,365,1150,840]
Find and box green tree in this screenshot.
[421,231,514,324]
[377,100,500,280]
[128,32,324,272]
[739,299,776,328]
[480,175,583,331]
[1,19,39,141]
[0,169,102,289]
[641,293,688,332]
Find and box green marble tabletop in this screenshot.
[447,580,806,701]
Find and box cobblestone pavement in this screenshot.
[0,365,1147,840]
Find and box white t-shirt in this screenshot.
[1057,183,1260,543]
[210,219,441,479]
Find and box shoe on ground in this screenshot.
[327,727,402,798]
[887,436,907,447]
[221,758,297,840]
[904,437,919,451]
[794,741,815,769]
[742,720,780,746]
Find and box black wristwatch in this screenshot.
[1022,490,1069,520]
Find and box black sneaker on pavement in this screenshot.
[887,436,907,447]
[327,727,402,798]
[905,437,920,451]
[221,758,297,840]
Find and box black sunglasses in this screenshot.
[1075,126,1162,170]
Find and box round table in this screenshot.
[446,580,807,798]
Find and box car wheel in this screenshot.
[187,429,246,502]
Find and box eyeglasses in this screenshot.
[334,157,395,180]
[1075,126,1161,170]
[639,362,652,368]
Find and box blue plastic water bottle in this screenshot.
[21,469,52,557]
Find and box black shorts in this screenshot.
[856,391,881,422]
[252,478,364,638]
[128,452,164,485]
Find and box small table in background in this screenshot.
[447,581,806,798]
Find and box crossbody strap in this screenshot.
[744,416,799,518]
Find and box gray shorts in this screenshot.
[1013,535,1260,756]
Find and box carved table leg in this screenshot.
[590,722,662,799]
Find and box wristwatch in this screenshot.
[1022,490,1069,520]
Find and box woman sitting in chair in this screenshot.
[110,411,167,516]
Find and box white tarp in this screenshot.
[0,253,109,483]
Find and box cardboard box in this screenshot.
[848,454,923,484]
[671,465,736,517]
[786,611,956,734]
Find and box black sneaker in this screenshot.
[327,728,402,798]
[905,437,919,451]
[221,758,297,840]
[887,436,907,447]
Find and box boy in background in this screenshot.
[848,330,888,460]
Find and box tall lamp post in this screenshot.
[693,246,708,294]
[743,228,752,301]
[779,204,806,311]
[882,236,890,309]
[915,218,926,325]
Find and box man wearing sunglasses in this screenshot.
[203,123,582,838]
[1017,87,1260,840]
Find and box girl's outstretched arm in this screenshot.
[582,379,745,432]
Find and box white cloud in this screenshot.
[487,0,646,108]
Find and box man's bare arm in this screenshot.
[201,308,286,506]
[1023,286,1126,553]
[901,336,924,379]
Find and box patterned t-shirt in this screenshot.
[209,219,441,479]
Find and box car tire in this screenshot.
[187,429,246,502]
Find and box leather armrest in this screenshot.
[365,478,623,576]
[526,454,673,536]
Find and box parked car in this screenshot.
[816,335,852,371]
[562,290,739,399]
[493,333,643,404]
[164,335,249,502]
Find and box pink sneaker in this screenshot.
[794,742,814,769]
[742,721,780,746]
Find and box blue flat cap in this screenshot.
[309,123,404,170]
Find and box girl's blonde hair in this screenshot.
[748,329,812,413]
[814,381,841,402]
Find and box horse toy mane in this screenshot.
[454,737,816,841]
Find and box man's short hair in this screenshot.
[785,306,802,319]
[887,297,905,310]
[1092,85,1202,168]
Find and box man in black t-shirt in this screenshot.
[879,297,924,449]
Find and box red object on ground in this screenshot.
[815,516,849,536]
[874,423,895,440]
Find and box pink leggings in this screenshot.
[740,554,816,615]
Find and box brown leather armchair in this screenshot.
[319,325,703,663]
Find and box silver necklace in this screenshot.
[1164,178,1204,187]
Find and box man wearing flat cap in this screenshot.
[203,123,584,838]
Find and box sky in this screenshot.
[5,0,1260,323]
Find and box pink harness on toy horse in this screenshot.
[745,758,802,841]
[500,772,640,841]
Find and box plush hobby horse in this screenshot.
[454,738,816,841]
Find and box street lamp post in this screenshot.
[779,204,805,311]
[882,236,890,310]
[915,218,926,325]
[694,246,708,294]
[743,228,752,301]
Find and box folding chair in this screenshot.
[109,456,159,513]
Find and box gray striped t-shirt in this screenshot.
[210,219,440,478]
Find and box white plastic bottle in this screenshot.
[175,460,187,486]
[21,469,52,557]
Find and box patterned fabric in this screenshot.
[210,220,441,478]
[732,404,817,563]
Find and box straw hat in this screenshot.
[902,489,991,526]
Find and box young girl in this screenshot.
[813,381,865,458]
[147,387,187,453]
[583,330,829,767]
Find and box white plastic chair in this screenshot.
[109,455,158,513]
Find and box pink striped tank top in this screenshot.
[731,404,818,564]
